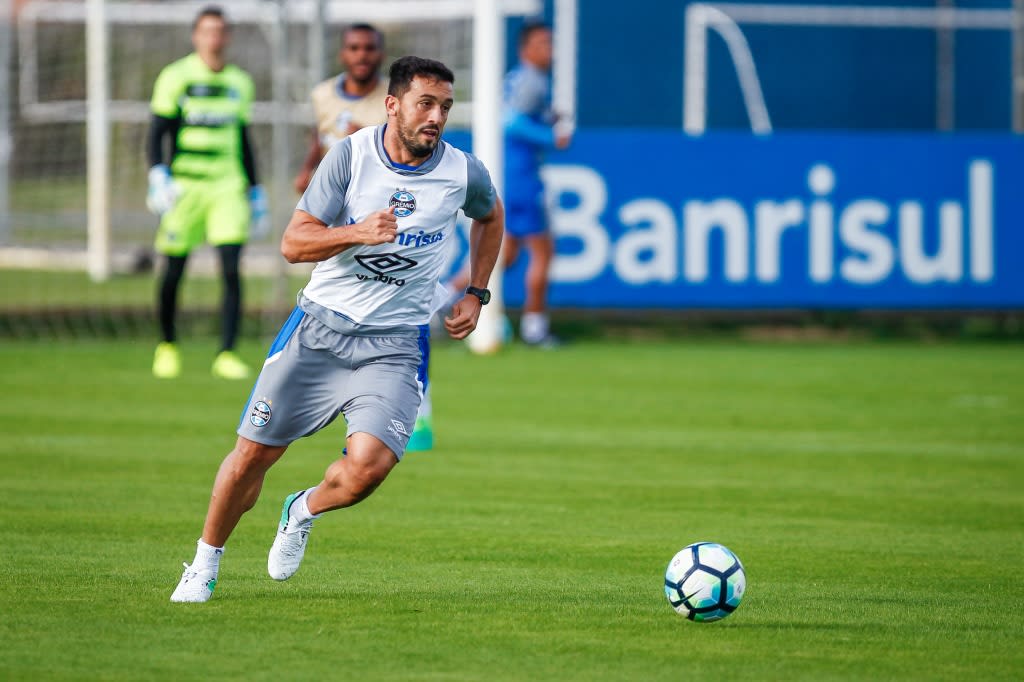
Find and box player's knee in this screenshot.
[526,260,550,288]
[353,462,389,496]
[231,438,283,476]
[221,263,241,285]
[218,245,242,280]
[504,239,520,267]
[327,457,389,499]
[528,235,554,261]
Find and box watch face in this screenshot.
[469,287,490,304]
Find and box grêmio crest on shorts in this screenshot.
[297,125,496,328]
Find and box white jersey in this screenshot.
[296,125,496,331]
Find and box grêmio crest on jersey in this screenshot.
[389,189,416,217]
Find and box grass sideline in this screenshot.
[1,338,1022,680]
[0,269,310,309]
[2,269,1023,342]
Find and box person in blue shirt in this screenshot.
[503,21,571,346]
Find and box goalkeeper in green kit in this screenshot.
[146,5,268,380]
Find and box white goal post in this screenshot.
[466,0,579,353]
[683,3,1022,135]
[0,0,14,251]
[465,0,507,354]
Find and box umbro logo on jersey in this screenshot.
[389,190,417,217]
[354,253,418,287]
[355,253,417,275]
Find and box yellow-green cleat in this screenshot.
[211,350,252,380]
[152,342,182,379]
[406,416,433,452]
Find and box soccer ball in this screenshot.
[664,542,746,622]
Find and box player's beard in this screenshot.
[395,109,439,160]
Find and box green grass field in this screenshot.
[2,337,1022,680]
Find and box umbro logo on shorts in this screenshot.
[355,253,418,287]
[388,419,409,437]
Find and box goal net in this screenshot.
[0,0,540,337]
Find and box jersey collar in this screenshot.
[334,75,366,101]
[374,125,446,175]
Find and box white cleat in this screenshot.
[170,562,217,603]
[268,492,315,581]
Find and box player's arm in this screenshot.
[240,126,259,186]
[147,114,178,167]
[504,111,559,147]
[239,124,272,238]
[466,197,504,291]
[281,138,399,262]
[145,66,183,215]
[504,68,569,149]
[144,114,181,216]
[147,64,183,167]
[445,187,505,340]
[281,207,398,263]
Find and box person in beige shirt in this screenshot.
[293,24,388,193]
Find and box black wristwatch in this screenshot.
[466,286,491,305]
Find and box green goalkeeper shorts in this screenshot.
[156,176,250,256]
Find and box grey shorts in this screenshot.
[236,308,426,459]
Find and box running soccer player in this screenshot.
[146,5,268,380]
[170,56,504,603]
[293,24,434,452]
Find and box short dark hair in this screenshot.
[192,5,227,31]
[388,56,455,98]
[342,23,383,50]
[518,19,550,48]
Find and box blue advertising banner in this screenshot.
[448,131,1024,309]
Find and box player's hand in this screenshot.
[248,185,271,239]
[354,207,398,245]
[555,132,572,150]
[146,164,177,216]
[444,294,482,340]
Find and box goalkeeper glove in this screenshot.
[248,185,270,240]
[146,164,177,216]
